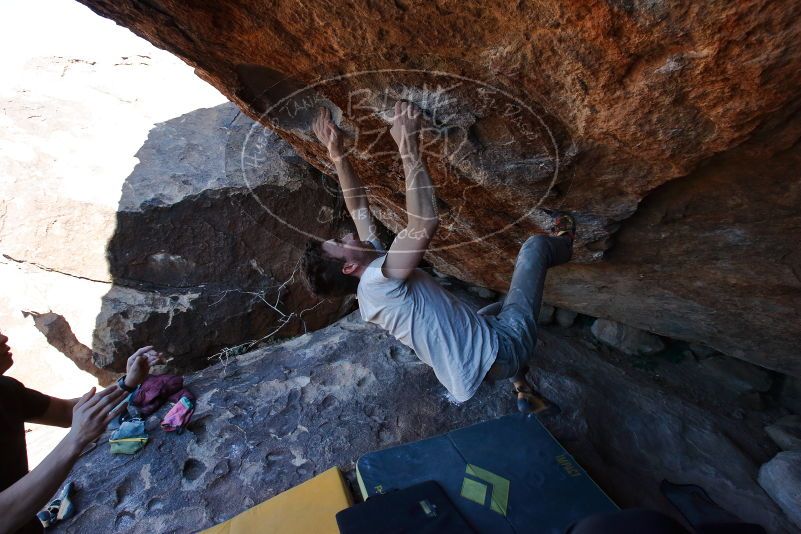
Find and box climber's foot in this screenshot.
[511,370,560,416]
[549,212,576,243]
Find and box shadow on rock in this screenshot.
[90,102,355,373]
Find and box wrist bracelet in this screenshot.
[117,375,135,393]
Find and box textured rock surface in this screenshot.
[0,47,354,375]
[765,415,801,451]
[54,307,793,533]
[90,103,354,372]
[0,8,234,467]
[758,452,801,529]
[688,343,717,360]
[24,312,118,386]
[538,303,555,325]
[779,377,801,415]
[699,356,774,394]
[74,0,801,375]
[591,318,665,356]
[554,307,579,328]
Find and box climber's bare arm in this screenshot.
[313,108,377,242]
[383,101,439,280]
[29,397,78,427]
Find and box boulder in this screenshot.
[736,391,768,412]
[591,319,665,356]
[74,0,801,377]
[90,104,354,372]
[698,356,774,394]
[54,311,794,533]
[688,343,717,360]
[23,312,117,386]
[533,330,790,532]
[765,415,801,451]
[779,377,801,415]
[554,308,578,328]
[0,51,353,377]
[758,452,801,529]
[467,285,496,300]
[538,304,555,325]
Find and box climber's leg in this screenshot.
[495,233,573,375]
[485,214,575,411]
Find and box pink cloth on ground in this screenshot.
[161,395,195,432]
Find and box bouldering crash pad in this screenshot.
[202,467,353,534]
[356,414,616,533]
[336,480,474,533]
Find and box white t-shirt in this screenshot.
[357,242,499,402]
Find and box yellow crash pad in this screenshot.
[202,467,353,534]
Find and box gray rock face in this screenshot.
[75,0,801,378]
[55,312,515,533]
[766,416,801,451]
[531,331,791,532]
[779,377,801,415]
[688,343,717,360]
[538,304,555,325]
[5,97,356,376]
[698,356,775,395]
[55,310,793,533]
[591,318,665,356]
[0,52,354,378]
[758,452,801,529]
[467,286,496,300]
[554,308,578,328]
[90,103,354,372]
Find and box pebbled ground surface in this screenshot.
[55,308,794,533]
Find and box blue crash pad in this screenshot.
[356,413,617,533]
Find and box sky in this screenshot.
[0,0,152,70]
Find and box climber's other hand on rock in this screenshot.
[390,100,422,157]
[313,107,343,160]
[125,346,165,388]
[67,385,128,449]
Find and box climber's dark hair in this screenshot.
[300,240,359,297]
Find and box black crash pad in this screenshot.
[336,480,474,533]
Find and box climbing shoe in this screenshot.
[514,383,561,416]
[511,367,561,416]
[549,212,576,243]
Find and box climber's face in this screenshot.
[321,232,376,275]
[0,332,13,375]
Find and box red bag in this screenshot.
[132,374,183,416]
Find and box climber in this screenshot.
[0,332,164,533]
[301,102,574,409]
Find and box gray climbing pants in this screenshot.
[482,235,573,381]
